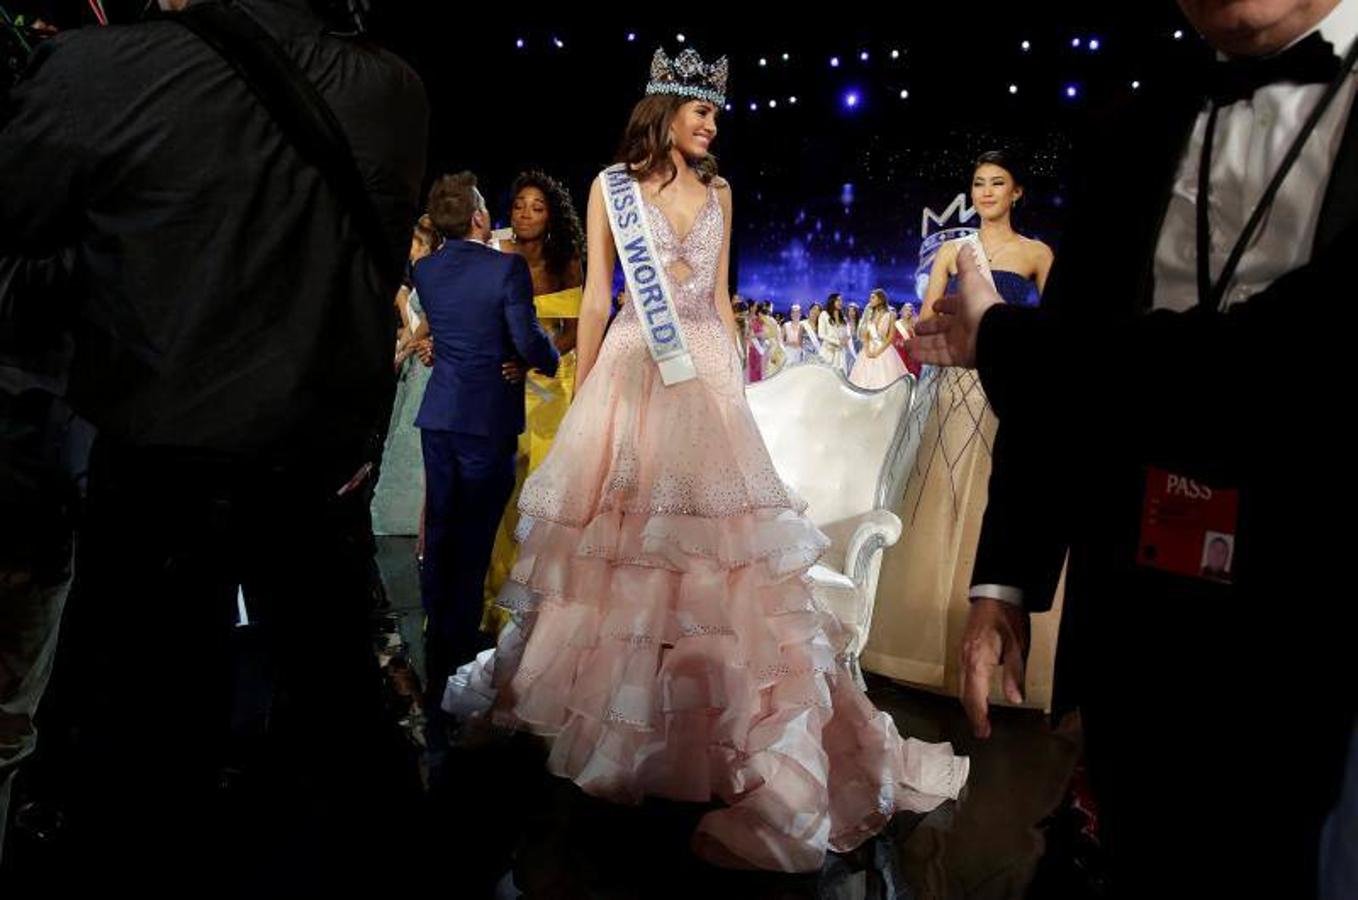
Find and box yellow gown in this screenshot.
[482,286,582,631]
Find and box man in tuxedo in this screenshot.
[912,0,1358,893]
[413,172,558,761]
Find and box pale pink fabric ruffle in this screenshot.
[444,193,967,872]
[445,503,968,872]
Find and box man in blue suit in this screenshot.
[412,172,558,754]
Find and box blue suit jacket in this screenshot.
[413,241,559,437]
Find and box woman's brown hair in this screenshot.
[615,94,719,189]
[413,214,440,251]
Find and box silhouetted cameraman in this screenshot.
[0,0,427,886]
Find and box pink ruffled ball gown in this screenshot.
[445,181,968,872]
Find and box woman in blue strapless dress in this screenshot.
[863,151,1067,711]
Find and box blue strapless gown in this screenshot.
[949,269,1039,308]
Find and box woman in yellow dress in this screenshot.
[483,171,585,629]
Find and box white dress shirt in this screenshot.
[971,0,1358,607]
[1154,0,1358,312]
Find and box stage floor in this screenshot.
[0,537,1079,899]
[372,537,1081,899]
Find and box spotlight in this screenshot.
[1021,39,1031,51]
[830,56,840,67]
[844,91,860,109]
[1065,84,1079,99]
[899,88,909,100]
[677,33,686,43]
[1008,84,1018,94]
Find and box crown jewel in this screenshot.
[646,47,728,107]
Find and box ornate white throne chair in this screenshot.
[745,363,917,684]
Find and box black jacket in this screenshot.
[0,0,428,462]
[971,68,1358,893]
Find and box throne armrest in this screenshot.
[845,509,903,588]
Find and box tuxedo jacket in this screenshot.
[970,64,1358,887]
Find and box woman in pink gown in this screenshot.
[444,46,967,873]
[848,289,909,389]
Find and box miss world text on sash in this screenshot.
[599,164,698,386]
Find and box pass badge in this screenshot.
[1137,467,1239,584]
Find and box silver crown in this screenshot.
[646,47,728,106]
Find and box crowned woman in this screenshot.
[444,46,967,873]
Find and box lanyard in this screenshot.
[1196,39,1358,311]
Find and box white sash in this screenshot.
[800,319,821,352]
[405,289,422,330]
[598,165,697,386]
[955,233,998,289]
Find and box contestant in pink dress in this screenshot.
[848,289,910,389]
[444,45,967,873]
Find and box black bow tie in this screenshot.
[1207,31,1342,105]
